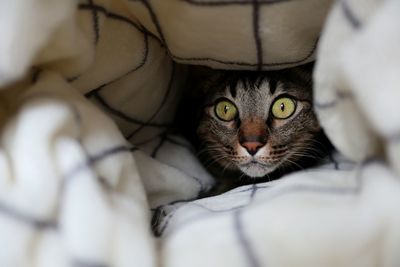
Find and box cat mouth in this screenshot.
[250,160,270,166]
[238,161,277,177]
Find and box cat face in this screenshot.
[197,66,321,178]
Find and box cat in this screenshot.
[177,63,331,191]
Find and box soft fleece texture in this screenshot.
[0,0,400,267]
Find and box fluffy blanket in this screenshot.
[0,0,399,266]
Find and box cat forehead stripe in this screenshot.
[268,79,277,94]
[229,81,237,98]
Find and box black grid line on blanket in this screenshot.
[80,1,318,69]
[31,68,42,84]
[170,39,318,67]
[252,0,263,70]
[86,0,100,44]
[0,94,139,234]
[179,0,294,6]
[157,158,373,237]
[192,183,260,213]
[233,209,261,267]
[133,132,168,146]
[314,91,354,109]
[147,134,208,188]
[126,61,177,140]
[154,184,260,236]
[328,153,339,170]
[35,93,138,195]
[78,2,146,35]
[90,91,170,127]
[0,202,57,230]
[79,5,173,135]
[132,0,318,68]
[56,138,139,267]
[64,145,136,179]
[78,3,151,88]
[234,184,270,194]
[151,194,203,236]
[64,0,103,83]
[340,0,362,29]
[151,171,214,236]
[151,132,168,157]
[170,38,318,68]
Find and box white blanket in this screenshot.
[0,0,399,266]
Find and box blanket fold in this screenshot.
[1,0,400,266]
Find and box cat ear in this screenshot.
[275,62,314,89]
[187,66,224,94]
[290,62,314,85]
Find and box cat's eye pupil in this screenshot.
[271,97,296,119]
[215,100,237,121]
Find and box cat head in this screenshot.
[196,65,322,178]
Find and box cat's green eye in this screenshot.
[271,97,296,119]
[214,99,237,121]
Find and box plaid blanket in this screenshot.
[1,0,399,266]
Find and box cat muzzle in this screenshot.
[238,118,268,156]
[240,141,264,156]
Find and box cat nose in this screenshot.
[241,141,264,156]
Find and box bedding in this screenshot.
[0,0,399,266]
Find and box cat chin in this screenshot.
[238,163,276,178]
